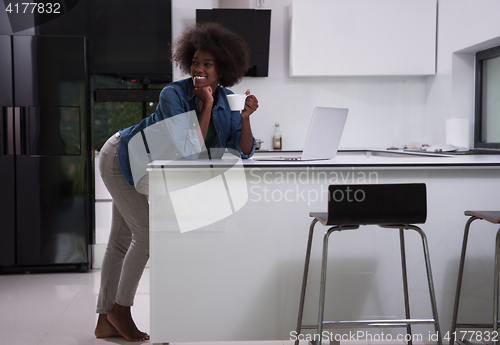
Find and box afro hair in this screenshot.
[172,22,250,88]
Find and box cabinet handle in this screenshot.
[14,107,21,156]
[6,107,14,155]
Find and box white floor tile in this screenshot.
[0,268,285,345]
[0,272,89,345]
[0,270,381,345]
[0,270,151,345]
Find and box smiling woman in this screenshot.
[169,22,259,155]
[94,22,260,342]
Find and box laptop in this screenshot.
[254,107,349,161]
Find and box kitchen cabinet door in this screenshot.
[290,0,437,76]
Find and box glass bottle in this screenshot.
[273,122,282,150]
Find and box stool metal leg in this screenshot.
[494,228,500,345]
[317,226,340,345]
[450,216,478,345]
[411,225,442,345]
[295,218,319,345]
[381,224,442,345]
[400,228,413,345]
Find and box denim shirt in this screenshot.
[117,78,256,186]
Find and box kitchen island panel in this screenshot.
[149,162,500,343]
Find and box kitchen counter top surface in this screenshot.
[148,149,500,170]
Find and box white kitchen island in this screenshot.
[148,150,500,344]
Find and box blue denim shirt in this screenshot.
[117,78,256,186]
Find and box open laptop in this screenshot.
[254,107,349,161]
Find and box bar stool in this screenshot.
[450,211,500,345]
[295,184,442,345]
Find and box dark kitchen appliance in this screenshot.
[0,35,90,273]
[91,74,167,151]
[86,0,172,151]
[0,0,173,273]
[196,8,272,77]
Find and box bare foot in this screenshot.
[107,303,150,342]
[95,314,122,338]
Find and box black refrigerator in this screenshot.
[0,35,90,273]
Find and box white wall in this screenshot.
[171,0,500,151]
[425,0,500,147]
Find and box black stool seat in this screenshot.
[295,184,442,345]
[450,210,500,345]
[317,183,427,226]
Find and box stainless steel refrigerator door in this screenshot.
[12,36,89,268]
[0,35,16,267]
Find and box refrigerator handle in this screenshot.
[14,107,22,156]
[5,107,15,155]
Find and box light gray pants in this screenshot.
[96,134,149,314]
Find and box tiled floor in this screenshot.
[0,269,290,345]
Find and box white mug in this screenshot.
[226,94,248,111]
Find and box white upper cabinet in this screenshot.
[290,0,437,76]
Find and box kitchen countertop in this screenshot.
[148,149,500,170]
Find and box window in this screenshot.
[475,45,500,149]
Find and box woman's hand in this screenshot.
[194,85,214,143]
[193,86,214,108]
[241,89,259,118]
[239,89,258,155]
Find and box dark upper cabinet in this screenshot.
[1,0,87,35]
[1,0,173,81]
[35,0,88,36]
[88,0,172,80]
[196,9,272,77]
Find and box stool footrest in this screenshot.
[456,323,498,328]
[302,318,436,330]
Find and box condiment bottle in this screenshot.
[273,122,282,150]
